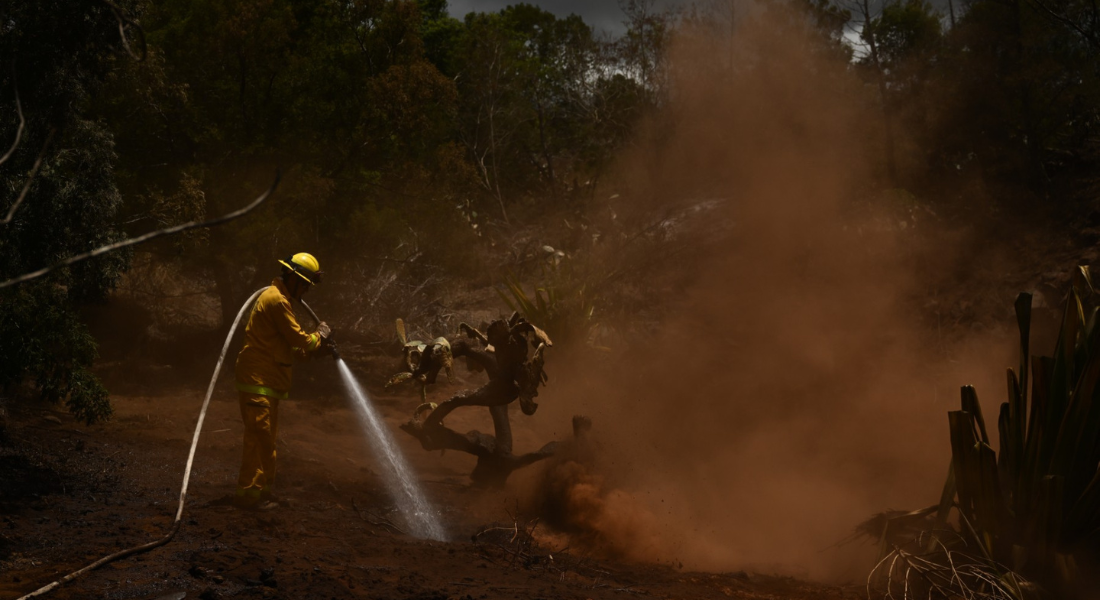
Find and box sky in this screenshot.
[445,0,958,34]
[444,0,947,59]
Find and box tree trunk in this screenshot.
[211,259,241,330]
[401,398,562,486]
[861,0,899,187]
[535,97,557,199]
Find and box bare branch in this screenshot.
[100,0,148,62]
[0,171,280,290]
[0,64,25,167]
[1,129,56,225]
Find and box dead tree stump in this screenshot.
[400,404,554,486]
[397,315,578,486]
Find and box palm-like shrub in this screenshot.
[866,267,1100,599]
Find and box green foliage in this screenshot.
[964,0,1100,194]
[450,4,652,210]
[146,171,209,253]
[95,0,471,324]
[864,0,1100,204]
[0,0,1095,432]
[418,0,464,76]
[88,0,653,332]
[616,0,676,101]
[0,284,112,424]
[1,0,133,422]
[863,0,943,68]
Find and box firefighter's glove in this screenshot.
[316,322,339,359]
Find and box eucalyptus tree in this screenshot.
[0,0,142,422]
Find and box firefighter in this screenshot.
[233,253,334,509]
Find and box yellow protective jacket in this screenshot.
[234,278,322,399]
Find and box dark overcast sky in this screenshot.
[445,0,953,40]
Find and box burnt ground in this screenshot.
[0,351,863,600]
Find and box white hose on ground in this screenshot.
[16,287,269,600]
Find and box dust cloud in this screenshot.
[519,10,1017,582]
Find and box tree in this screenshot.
[616,0,675,106]
[923,0,1100,209]
[101,0,469,328]
[0,0,141,422]
[854,0,943,187]
[417,0,464,76]
[449,4,650,218]
[452,11,526,223]
[500,5,593,199]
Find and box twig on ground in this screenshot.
[351,497,408,536]
[870,544,1023,600]
[422,479,466,487]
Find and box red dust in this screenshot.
[515,7,1019,583]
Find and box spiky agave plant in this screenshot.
[495,272,598,346]
[865,266,1100,599]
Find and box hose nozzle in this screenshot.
[300,299,339,360]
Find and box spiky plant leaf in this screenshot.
[495,286,519,313]
[396,318,408,345]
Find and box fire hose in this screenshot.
[15,288,330,599]
[299,299,339,359]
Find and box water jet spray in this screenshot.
[301,301,444,539]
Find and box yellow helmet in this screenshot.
[278,252,323,284]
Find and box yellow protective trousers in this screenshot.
[237,392,280,499]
